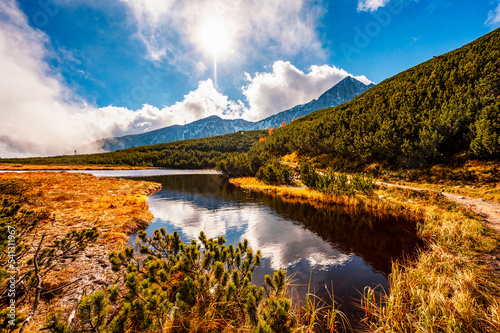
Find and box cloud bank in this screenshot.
[0,0,246,157]
[0,0,97,157]
[96,79,247,137]
[242,61,373,120]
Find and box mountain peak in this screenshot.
[338,76,358,83]
[197,115,222,123]
[312,76,374,106]
[204,115,222,120]
[337,76,374,88]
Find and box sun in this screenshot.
[199,18,231,57]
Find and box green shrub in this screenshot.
[47,229,300,332]
[256,159,293,184]
[299,160,319,188]
[299,163,375,196]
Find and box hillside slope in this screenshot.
[100,77,373,151]
[258,28,500,168]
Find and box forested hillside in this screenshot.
[246,28,500,170]
[0,131,267,169]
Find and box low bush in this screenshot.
[43,229,301,332]
[256,159,294,185]
[299,161,375,196]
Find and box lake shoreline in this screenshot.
[0,163,221,173]
[230,176,500,331]
[3,169,500,331]
[0,163,158,170]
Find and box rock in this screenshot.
[478,198,485,202]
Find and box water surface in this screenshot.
[123,172,422,324]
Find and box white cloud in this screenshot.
[101,61,373,134]
[357,0,391,12]
[96,79,247,137]
[0,0,100,157]
[486,1,500,27]
[97,61,373,136]
[0,1,246,157]
[119,0,326,63]
[241,61,373,121]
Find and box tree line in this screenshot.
[0,131,268,169]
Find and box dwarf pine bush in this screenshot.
[47,229,299,332]
[256,158,293,184]
[299,161,375,196]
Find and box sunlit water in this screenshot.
[121,172,422,324]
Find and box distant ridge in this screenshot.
[99,76,374,151]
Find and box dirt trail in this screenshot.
[376,181,500,233]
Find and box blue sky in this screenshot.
[1,0,499,156]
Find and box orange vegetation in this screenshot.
[230,177,423,222]
[0,171,160,246]
[0,171,161,331]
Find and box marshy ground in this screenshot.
[0,171,160,331]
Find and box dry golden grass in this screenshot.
[0,172,160,332]
[378,160,500,204]
[394,181,500,204]
[364,187,500,332]
[0,171,160,247]
[230,177,425,222]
